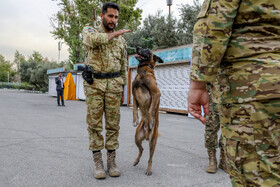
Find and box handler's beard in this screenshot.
[102,18,116,31]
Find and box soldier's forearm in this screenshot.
[107,30,131,40]
[190,80,206,90]
[83,33,109,48]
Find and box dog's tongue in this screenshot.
[136,55,145,59]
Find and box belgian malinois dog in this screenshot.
[132,46,164,175]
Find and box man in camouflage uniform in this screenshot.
[188,0,280,186]
[204,82,227,174]
[82,2,130,179]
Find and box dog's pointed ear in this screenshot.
[153,55,163,63]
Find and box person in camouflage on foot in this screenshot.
[204,82,227,174]
[82,2,130,179]
[188,0,280,186]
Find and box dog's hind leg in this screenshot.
[146,127,158,176]
[134,120,145,166]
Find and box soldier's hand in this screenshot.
[188,80,209,124]
[116,29,131,36]
[108,29,131,40]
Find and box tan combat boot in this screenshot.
[206,150,217,173]
[218,148,228,173]
[107,151,120,177]
[93,152,106,179]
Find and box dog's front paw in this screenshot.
[148,116,155,129]
[149,119,155,129]
[133,120,139,127]
[149,122,155,129]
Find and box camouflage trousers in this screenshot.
[220,99,280,187]
[205,102,224,151]
[84,86,122,151]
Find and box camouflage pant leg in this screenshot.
[218,105,226,157]
[219,133,225,152]
[205,102,220,151]
[104,92,121,151]
[220,99,280,187]
[84,87,105,151]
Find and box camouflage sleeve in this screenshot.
[190,0,241,82]
[210,80,220,104]
[120,37,127,85]
[82,26,109,48]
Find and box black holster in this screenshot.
[79,65,94,85]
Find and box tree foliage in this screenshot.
[144,12,180,49]
[19,51,44,83]
[177,0,202,44]
[19,61,37,83]
[125,0,201,54]
[0,55,14,82]
[125,11,180,54]
[13,50,26,72]
[27,51,44,64]
[50,0,142,64]
[29,62,59,90]
[15,51,62,90]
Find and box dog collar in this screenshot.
[148,65,154,69]
[138,63,155,70]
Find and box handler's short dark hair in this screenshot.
[102,2,120,14]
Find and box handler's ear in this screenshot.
[153,55,163,63]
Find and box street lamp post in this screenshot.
[166,0,173,17]
[58,41,62,64]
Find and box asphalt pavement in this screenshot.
[0,89,231,187]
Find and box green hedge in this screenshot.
[0,82,34,90]
[40,87,48,93]
[0,82,50,94]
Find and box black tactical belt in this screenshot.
[93,72,121,79]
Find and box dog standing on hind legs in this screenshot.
[132,46,164,175]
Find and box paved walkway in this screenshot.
[0,89,231,187]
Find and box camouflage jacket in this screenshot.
[207,81,220,104]
[82,24,127,92]
[191,0,280,104]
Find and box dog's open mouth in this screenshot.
[136,55,145,59]
[135,54,148,62]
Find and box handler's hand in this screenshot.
[188,80,209,124]
[108,29,131,40]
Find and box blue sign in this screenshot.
[47,67,65,74]
[129,45,192,67]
